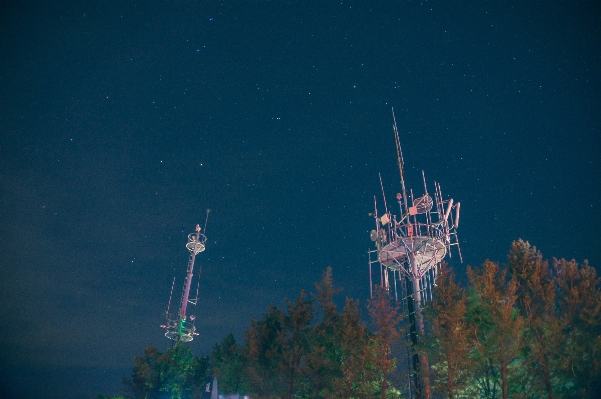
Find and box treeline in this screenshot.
[111,240,600,399]
[421,240,600,399]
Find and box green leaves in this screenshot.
[422,264,474,399]
[117,244,600,399]
[554,258,601,398]
[124,345,209,399]
[420,241,601,399]
[367,286,405,399]
[210,333,245,394]
[468,260,524,399]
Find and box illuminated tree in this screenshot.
[124,345,208,399]
[125,346,161,399]
[554,258,601,398]
[280,290,314,399]
[506,240,560,399]
[244,305,284,397]
[304,267,343,397]
[188,355,210,399]
[468,260,524,399]
[331,297,371,399]
[422,264,475,398]
[156,345,196,399]
[368,286,405,399]
[210,333,245,394]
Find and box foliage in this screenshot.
[468,260,524,399]
[280,290,314,398]
[554,258,601,398]
[368,286,405,399]
[123,345,209,399]
[304,267,343,397]
[422,263,474,398]
[244,305,285,397]
[108,242,600,399]
[210,333,246,394]
[327,297,371,399]
[506,240,561,399]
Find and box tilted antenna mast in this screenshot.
[162,212,209,344]
[179,225,201,321]
[190,210,210,306]
[392,108,408,214]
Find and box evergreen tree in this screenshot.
[368,286,404,399]
[210,333,245,394]
[124,346,162,399]
[156,345,196,399]
[189,355,211,399]
[117,245,601,399]
[468,260,524,399]
[305,267,343,398]
[244,305,285,398]
[330,297,371,399]
[506,240,560,399]
[554,258,601,398]
[422,264,475,398]
[124,345,208,399]
[280,290,314,399]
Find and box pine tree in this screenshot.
[125,346,161,399]
[305,267,343,398]
[210,333,245,394]
[333,297,371,399]
[156,345,196,399]
[422,264,475,398]
[368,286,405,399]
[189,355,210,399]
[506,240,560,399]
[554,258,601,398]
[280,290,314,399]
[244,305,285,398]
[124,346,208,399]
[468,260,524,399]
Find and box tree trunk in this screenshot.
[447,358,455,399]
[501,363,508,399]
[535,329,554,399]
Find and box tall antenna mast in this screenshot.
[369,110,462,399]
[161,211,210,344]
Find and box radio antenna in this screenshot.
[161,224,208,344]
[392,108,408,213]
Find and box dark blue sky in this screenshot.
[1,2,599,398]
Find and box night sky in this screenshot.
[1,2,599,398]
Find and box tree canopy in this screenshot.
[111,243,600,399]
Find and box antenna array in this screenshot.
[368,110,461,399]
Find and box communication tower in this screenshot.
[161,211,210,344]
[368,110,461,399]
